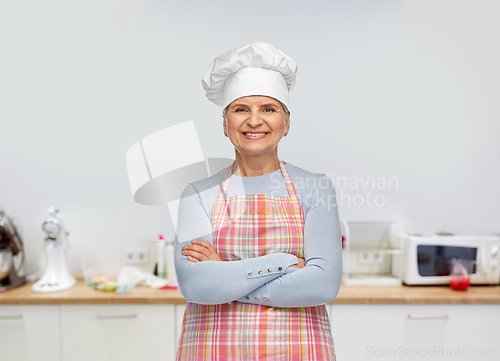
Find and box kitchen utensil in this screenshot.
[83,266,120,292]
[449,258,475,291]
[0,211,26,292]
[84,266,119,287]
[342,220,404,286]
[0,250,12,281]
[31,206,76,293]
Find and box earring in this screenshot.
[224,133,228,137]
[284,132,288,136]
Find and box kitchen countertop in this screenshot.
[1,279,500,305]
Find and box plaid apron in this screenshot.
[177,159,336,361]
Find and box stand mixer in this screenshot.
[31,206,76,293]
[0,211,26,292]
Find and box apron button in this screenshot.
[246,296,250,300]
[268,268,272,272]
[278,267,283,271]
[258,270,262,274]
[248,272,252,276]
[264,298,268,301]
[255,297,259,301]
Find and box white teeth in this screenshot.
[244,133,267,136]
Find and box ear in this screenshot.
[223,118,227,135]
[284,115,290,134]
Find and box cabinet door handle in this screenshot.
[0,315,22,319]
[407,314,449,319]
[95,313,138,319]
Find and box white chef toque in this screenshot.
[202,42,297,110]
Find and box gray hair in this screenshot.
[223,101,290,119]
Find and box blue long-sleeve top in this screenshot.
[173,161,343,308]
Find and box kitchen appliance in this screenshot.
[392,234,500,285]
[342,220,404,286]
[31,206,76,292]
[0,211,26,292]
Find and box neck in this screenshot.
[232,151,284,177]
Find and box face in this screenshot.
[223,95,290,157]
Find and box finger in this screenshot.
[187,256,199,263]
[183,245,213,258]
[183,250,209,262]
[191,239,215,250]
[184,244,211,253]
[185,245,221,261]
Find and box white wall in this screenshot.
[0,0,498,276]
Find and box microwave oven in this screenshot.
[392,234,500,285]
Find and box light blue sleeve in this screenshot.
[174,183,299,305]
[235,175,343,307]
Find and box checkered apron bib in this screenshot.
[176,160,336,361]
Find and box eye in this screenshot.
[235,108,247,112]
[264,108,276,113]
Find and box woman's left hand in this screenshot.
[182,239,222,263]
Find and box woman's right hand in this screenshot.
[290,257,306,269]
[182,239,222,263]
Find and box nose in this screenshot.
[247,111,263,127]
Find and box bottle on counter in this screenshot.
[157,234,166,279]
[165,238,177,287]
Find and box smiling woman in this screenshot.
[174,42,342,361]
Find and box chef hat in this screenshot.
[202,42,297,110]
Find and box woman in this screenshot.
[174,42,342,360]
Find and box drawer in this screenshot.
[61,304,176,361]
[0,304,60,361]
[329,304,500,361]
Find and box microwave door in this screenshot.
[417,245,477,277]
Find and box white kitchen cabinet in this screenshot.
[0,305,60,361]
[2,300,498,361]
[329,304,500,361]
[440,305,500,359]
[175,304,186,350]
[60,304,176,361]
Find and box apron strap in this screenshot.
[216,159,298,202]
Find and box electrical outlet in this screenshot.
[358,251,383,264]
[124,248,149,265]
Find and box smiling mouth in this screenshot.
[242,132,269,137]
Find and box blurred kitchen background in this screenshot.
[0,0,498,278]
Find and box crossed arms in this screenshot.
[174,175,343,307]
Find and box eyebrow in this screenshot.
[260,103,280,108]
[230,103,248,109]
[231,103,280,109]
